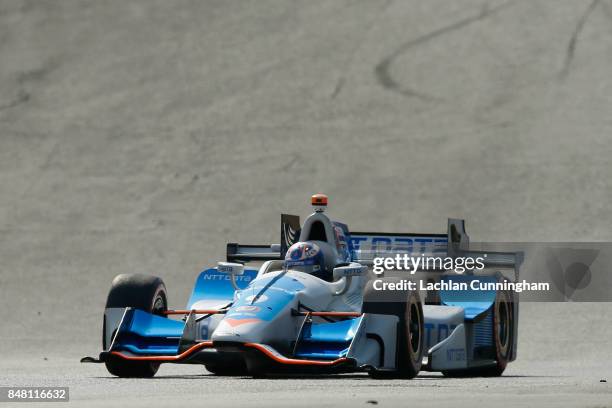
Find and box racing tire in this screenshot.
[395,290,425,379]
[103,274,168,378]
[363,280,424,379]
[442,288,514,378]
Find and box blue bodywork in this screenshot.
[112,268,363,360]
[225,273,305,322]
[295,317,362,360]
[438,275,497,349]
[113,267,259,355]
[113,309,183,355]
[472,309,494,347]
[110,268,499,361]
[186,267,258,309]
[439,275,497,320]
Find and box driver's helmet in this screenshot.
[285,242,325,275]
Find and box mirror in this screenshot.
[217,262,245,275]
[217,262,245,290]
[332,263,366,295]
[332,264,366,281]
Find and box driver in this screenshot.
[284,242,331,281]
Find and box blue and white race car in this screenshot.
[82,194,520,378]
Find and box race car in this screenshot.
[82,194,521,378]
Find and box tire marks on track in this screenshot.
[559,0,601,79]
[331,0,393,99]
[374,0,516,101]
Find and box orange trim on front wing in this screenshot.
[109,341,349,366]
[244,343,349,366]
[110,341,214,362]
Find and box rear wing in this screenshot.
[226,216,522,275]
[349,218,522,274]
[347,219,461,261]
[348,232,448,255]
[349,219,471,259]
[446,219,523,273]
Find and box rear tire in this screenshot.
[396,290,425,379]
[442,288,513,378]
[363,280,424,379]
[103,274,168,378]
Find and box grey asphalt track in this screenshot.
[1,0,611,406]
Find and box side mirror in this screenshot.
[332,264,366,281]
[217,262,245,275]
[332,264,366,295]
[217,262,244,290]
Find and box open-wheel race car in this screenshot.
[82,194,521,378]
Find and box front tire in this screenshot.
[103,274,168,378]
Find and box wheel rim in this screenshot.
[149,291,167,371]
[496,296,511,356]
[408,302,421,356]
[152,292,167,316]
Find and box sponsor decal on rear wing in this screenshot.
[348,218,468,260]
[348,232,448,263]
[349,218,522,274]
